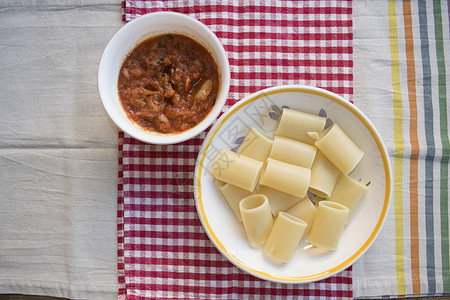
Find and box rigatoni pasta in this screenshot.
[329,174,368,223]
[263,212,307,263]
[314,124,364,174]
[259,158,311,198]
[269,135,317,168]
[274,108,326,144]
[209,149,263,192]
[308,201,349,250]
[237,127,273,162]
[239,194,274,248]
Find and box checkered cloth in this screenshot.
[118,1,354,299]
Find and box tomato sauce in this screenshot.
[118,34,219,134]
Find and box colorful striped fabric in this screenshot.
[351,0,450,297]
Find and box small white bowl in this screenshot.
[98,12,230,144]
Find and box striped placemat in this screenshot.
[388,0,449,296]
[118,1,354,298]
[350,0,450,298]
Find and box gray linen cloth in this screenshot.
[0,1,122,299]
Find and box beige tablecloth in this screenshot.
[0,1,122,299]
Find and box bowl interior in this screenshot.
[98,12,230,144]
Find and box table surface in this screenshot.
[1,1,449,299]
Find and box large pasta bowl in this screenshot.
[193,85,392,283]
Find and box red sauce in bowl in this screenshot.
[118,34,219,134]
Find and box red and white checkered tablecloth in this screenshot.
[118,1,354,299]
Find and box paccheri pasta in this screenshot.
[314,124,364,174]
[274,108,326,144]
[239,194,274,248]
[329,173,369,224]
[209,149,262,192]
[264,212,307,263]
[237,127,273,162]
[259,158,311,199]
[285,198,317,237]
[269,135,317,168]
[308,151,341,198]
[257,186,304,215]
[210,107,369,263]
[218,182,253,222]
[308,201,349,250]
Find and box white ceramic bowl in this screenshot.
[98,12,230,144]
[194,85,392,283]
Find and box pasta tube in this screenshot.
[239,194,274,248]
[263,212,307,263]
[209,149,263,192]
[285,198,317,236]
[269,135,317,168]
[257,185,303,215]
[218,182,254,222]
[315,124,364,174]
[237,127,274,162]
[259,158,311,198]
[308,151,341,198]
[309,201,349,250]
[329,174,368,223]
[274,108,326,144]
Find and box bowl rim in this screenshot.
[194,84,393,283]
[98,11,230,145]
